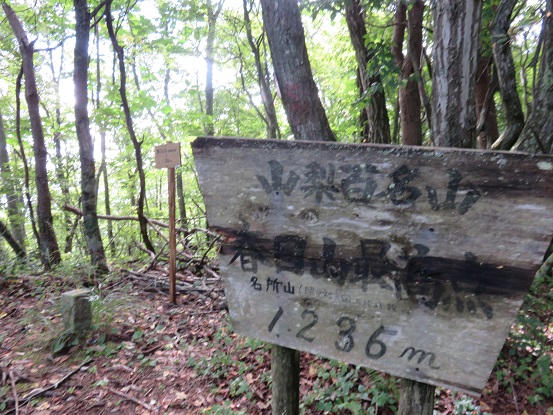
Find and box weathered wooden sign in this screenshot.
[192,137,553,395]
[155,142,181,168]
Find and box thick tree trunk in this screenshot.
[513,0,553,154]
[260,0,335,142]
[243,0,280,139]
[74,0,109,274]
[3,2,61,268]
[345,0,390,143]
[392,0,423,146]
[490,0,525,150]
[0,110,26,251]
[105,0,155,254]
[431,0,482,148]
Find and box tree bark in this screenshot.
[345,0,390,143]
[271,344,300,415]
[74,0,109,274]
[431,0,482,148]
[3,2,61,268]
[0,110,26,251]
[398,378,435,415]
[392,0,424,146]
[260,0,335,142]
[513,0,553,154]
[490,0,525,150]
[105,0,156,253]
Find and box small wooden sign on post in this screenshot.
[192,137,553,397]
[155,142,181,304]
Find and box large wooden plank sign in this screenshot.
[192,137,553,395]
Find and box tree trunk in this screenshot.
[15,68,41,257]
[392,0,424,146]
[431,0,482,148]
[45,44,74,253]
[243,0,280,139]
[3,2,61,268]
[176,171,187,226]
[0,218,26,259]
[74,0,109,274]
[0,110,26,251]
[513,0,553,154]
[95,24,114,256]
[398,378,435,415]
[105,0,156,254]
[260,0,335,142]
[205,0,223,136]
[475,55,499,149]
[271,344,300,415]
[345,0,390,143]
[490,0,525,150]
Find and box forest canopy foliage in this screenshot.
[0,0,550,275]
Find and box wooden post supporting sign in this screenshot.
[192,137,553,411]
[155,142,181,305]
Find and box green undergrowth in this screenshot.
[493,264,553,411]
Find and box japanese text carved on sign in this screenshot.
[192,137,553,395]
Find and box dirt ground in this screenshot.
[0,272,550,414]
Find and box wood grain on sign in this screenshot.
[191,136,553,395]
[155,142,181,168]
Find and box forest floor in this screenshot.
[0,269,551,415]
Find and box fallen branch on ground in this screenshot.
[106,387,155,411]
[4,358,94,415]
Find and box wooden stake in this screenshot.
[271,344,300,415]
[168,166,177,304]
[398,378,436,415]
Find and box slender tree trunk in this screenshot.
[3,2,61,267]
[392,0,424,146]
[0,111,26,251]
[105,0,155,253]
[94,24,115,256]
[345,0,390,143]
[490,0,525,150]
[513,0,553,154]
[0,218,25,259]
[74,0,109,273]
[243,0,280,139]
[475,55,499,149]
[176,171,187,226]
[261,0,335,142]
[431,0,482,148]
[205,0,224,136]
[15,68,41,257]
[45,44,74,253]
